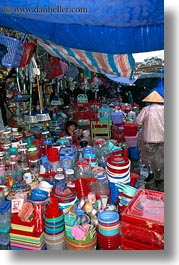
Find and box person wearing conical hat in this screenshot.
[136,91,164,187]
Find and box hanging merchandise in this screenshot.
[41,54,63,80]
[0,33,26,68]
[31,56,50,122]
[24,59,37,124]
[56,61,68,80]
[19,38,37,67]
[13,68,31,102]
[65,63,79,81]
[83,69,91,80]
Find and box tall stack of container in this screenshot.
[105,156,131,204]
[9,213,46,250]
[124,122,139,161]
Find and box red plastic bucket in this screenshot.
[47,147,59,162]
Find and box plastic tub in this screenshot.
[128,146,139,160]
[0,201,11,228]
[111,111,124,124]
[124,123,138,136]
[0,232,10,242]
[124,133,138,147]
[97,230,120,250]
[65,234,97,250]
[0,188,5,206]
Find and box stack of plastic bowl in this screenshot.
[97,210,121,250]
[44,200,65,250]
[106,156,131,204]
[53,187,78,212]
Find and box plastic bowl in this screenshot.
[97,210,119,224]
[98,227,119,236]
[30,189,49,200]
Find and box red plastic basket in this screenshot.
[20,40,36,67]
[124,123,138,136]
[111,127,125,143]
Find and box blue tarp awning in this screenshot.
[0,0,164,54]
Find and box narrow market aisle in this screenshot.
[130,160,164,192]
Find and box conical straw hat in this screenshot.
[142,91,164,103]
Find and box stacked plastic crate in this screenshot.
[72,99,102,135]
[9,213,46,250]
[120,189,164,250]
[110,110,125,143]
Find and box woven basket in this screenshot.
[65,234,97,250]
[0,34,24,67]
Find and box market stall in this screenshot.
[0,0,164,251]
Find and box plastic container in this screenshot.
[27,145,39,162]
[91,175,110,199]
[47,147,59,162]
[0,201,11,230]
[120,237,161,250]
[65,234,97,250]
[60,156,74,170]
[0,231,10,243]
[54,174,65,193]
[0,239,10,250]
[97,230,120,250]
[124,123,138,137]
[65,169,75,183]
[121,189,164,233]
[124,133,139,147]
[121,221,164,249]
[0,188,5,206]
[75,178,96,199]
[111,110,124,124]
[128,146,140,160]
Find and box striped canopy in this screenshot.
[37,38,135,78]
